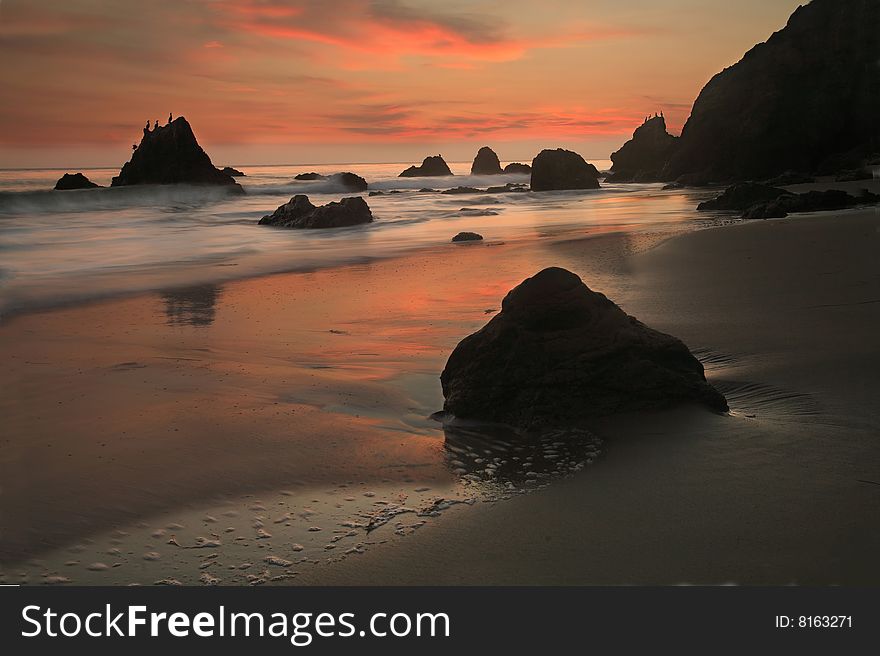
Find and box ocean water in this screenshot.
[0,160,719,317]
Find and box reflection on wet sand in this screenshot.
[161,284,222,327]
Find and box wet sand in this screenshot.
[2,200,879,584]
[297,206,880,585]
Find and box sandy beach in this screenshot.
[2,185,879,584]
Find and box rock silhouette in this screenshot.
[451,232,483,242]
[530,149,600,191]
[607,115,678,182]
[111,117,241,188]
[399,155,453,177]
[54,172,99,190]
[471,147,503,175]
[220,167,245,177]
[697,183,791,212]
[743,189,880,219]
[259,195,373,229]
[328,172,368,191]
[663,0,880,181]
[294,172,327,180]
[441,267,727,430]
[503,162,531,174]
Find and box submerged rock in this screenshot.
[503,162,531,174]
[259,195,373,229]
[112,117,240,188]
[471,147,503,175]
[220,166,245,177]
[294,172,327,180]
[54,172,99,190]
[440,267,727,430]
[743,188,880,219]
[451,231,483,242]
[399,155,453,177]
[485,182,528,193]
[530,149,600,191]
[608,115,678,182]
[328,171,368,191]
[697,183,791,212]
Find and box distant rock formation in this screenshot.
[607,115,678,182]
[328,172,368,191]
[54,172,99,190]
[399,155,453,177]
[111,117,240,188]
[743,189,880,219]
[530,149,600,191]
[470,147,503,175]
[697,183,791,212]
[294,172,327,180]
[662,0,880,181]
[503,162,531,174]
[452,232,483,242]
[259,195,373,229]
[220,167,245,177]
[441,186,481,195]
[485,182,528,193]
[440,267,727,430]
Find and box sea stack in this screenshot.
[607,115,678,182]
[54,172,100,190]
[503,162,532,174]
[530,149,600,191]
[399,155,453,177]
[662,0,880,181]
[259,195,373,229]
[470,147,503,175]
[440,267,727,430]
[111,117,241,188]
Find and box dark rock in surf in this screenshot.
[530,149,600,192]
[259,195,373,229]
[328,171,368,191]
[220,167,245,177]
[441,186,481,195]
[399,155,453,177]
[763,171,815,186]
[503,162,532,174]
[294,172,328,180]
[743,188,880,219]
[440,267,727,430]
[452,232,484,242]
[111,117,241,189]
[697,183,791,212]
[54,172,100,190]
[471,147,503,175]
[608,115,678,182]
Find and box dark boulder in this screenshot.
[743,189,880,219]
[608,115,678,182]
[485,182,528,193]
[399,155,453,177]
[503,162,532,174]
[697,183,791,212]
[294,172,328,180]
[328,171,368,191]
[452,232,484,242]
[530,149,600,192]
[111,117,241,189]
[220,166,245,177]
[259,195,373,229]
[663,0,880,182]
[54,172,100,190]
[470,147,503,175]
[440,267,727,430]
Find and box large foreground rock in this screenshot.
[54,172,99,190]
[441,267,727,430]
[399,155,453,177]
[530,149,600,191]
[259,195,372,229]
[663,0,880,181]
[470,147,503,175]
[608,115,678,182]
[743,189,880,219]
[112,117,240,188]
[697,183,791,212]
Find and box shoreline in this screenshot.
[3,204,879,584]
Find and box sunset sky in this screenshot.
[0,0,803,168]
